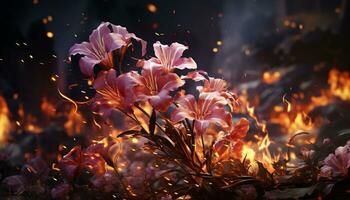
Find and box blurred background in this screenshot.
[1,0,349,115]
[1,0,350,168]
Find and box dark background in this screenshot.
[1,0,349,117]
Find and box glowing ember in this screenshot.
[147,3,157,13]
[262,71,281,84]
[46,31,54,38]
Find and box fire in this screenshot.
[64,107,85,136]
[0,96,11,144]
[246,104,267,133]
[269,68,350,137]
[282,94,292,112]
[328,68,350,101]
[310,91,332,108]
[242,144,255,163]
[242,134,276,173]
[40,97,57,117]
[17,104,42,134]
[240,67,350,174]
[238,68,350,173]
[288,112,313,134]
[272,93,314,136]
[262,71,281,84]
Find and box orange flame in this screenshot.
[64,107,85,136]
[242,134,276,173]
[0,96,11,144]
[40,97,57,117]
[328,68,350,101]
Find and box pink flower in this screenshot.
[197,77,228,93]
[58,146,106,181]
[181,70,208,81]
[213,118,249,160]
[58,146,83,181]
[85,138,116,162]
[21,156,49,182]
[198,78,238,110]
[171,92,232,135]
[90,171,117,192]
[51,183,72,199]
[182,74,238,111]
[69,22,146,77]
[320,141,350,178]
[132,64,185,111]
[93,69,139,118]
[300,147,315,160]
[142,41,197,72]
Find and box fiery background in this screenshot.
[1,0,350,199]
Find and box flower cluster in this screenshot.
[64,22,250,198]
[69,22,242,140]
[3,21,350,200]
[60,22,350,199]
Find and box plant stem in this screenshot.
[134,104,166,133]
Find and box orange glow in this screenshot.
[242,134,276,173]
[46,31,54,38]
[147,3,157,13]
[269,68,350,138]
[0,96,11,144]
[40,97,56,117]
[262,71,281,84]
[328,68,350,101]
[237,69,350,173]
[64,107,85,136]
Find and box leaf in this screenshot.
[221,178,260,190]
[164,121,192,160]
[149,109,156,135]
[117,129,140,138]
[338,129,350,136]
[144,134,175,153]
[264,186,316,200]
[256,161,274,184]
[322,183,334,196]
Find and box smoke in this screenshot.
[213,0,277,84]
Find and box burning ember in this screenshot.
[1,19,350,200]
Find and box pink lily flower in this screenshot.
[142,41,197,72]
[202,78,238,111]
[92,69,139,118]
[171,92,232,135]
[69,22,146,77]
[133,62,185,111]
